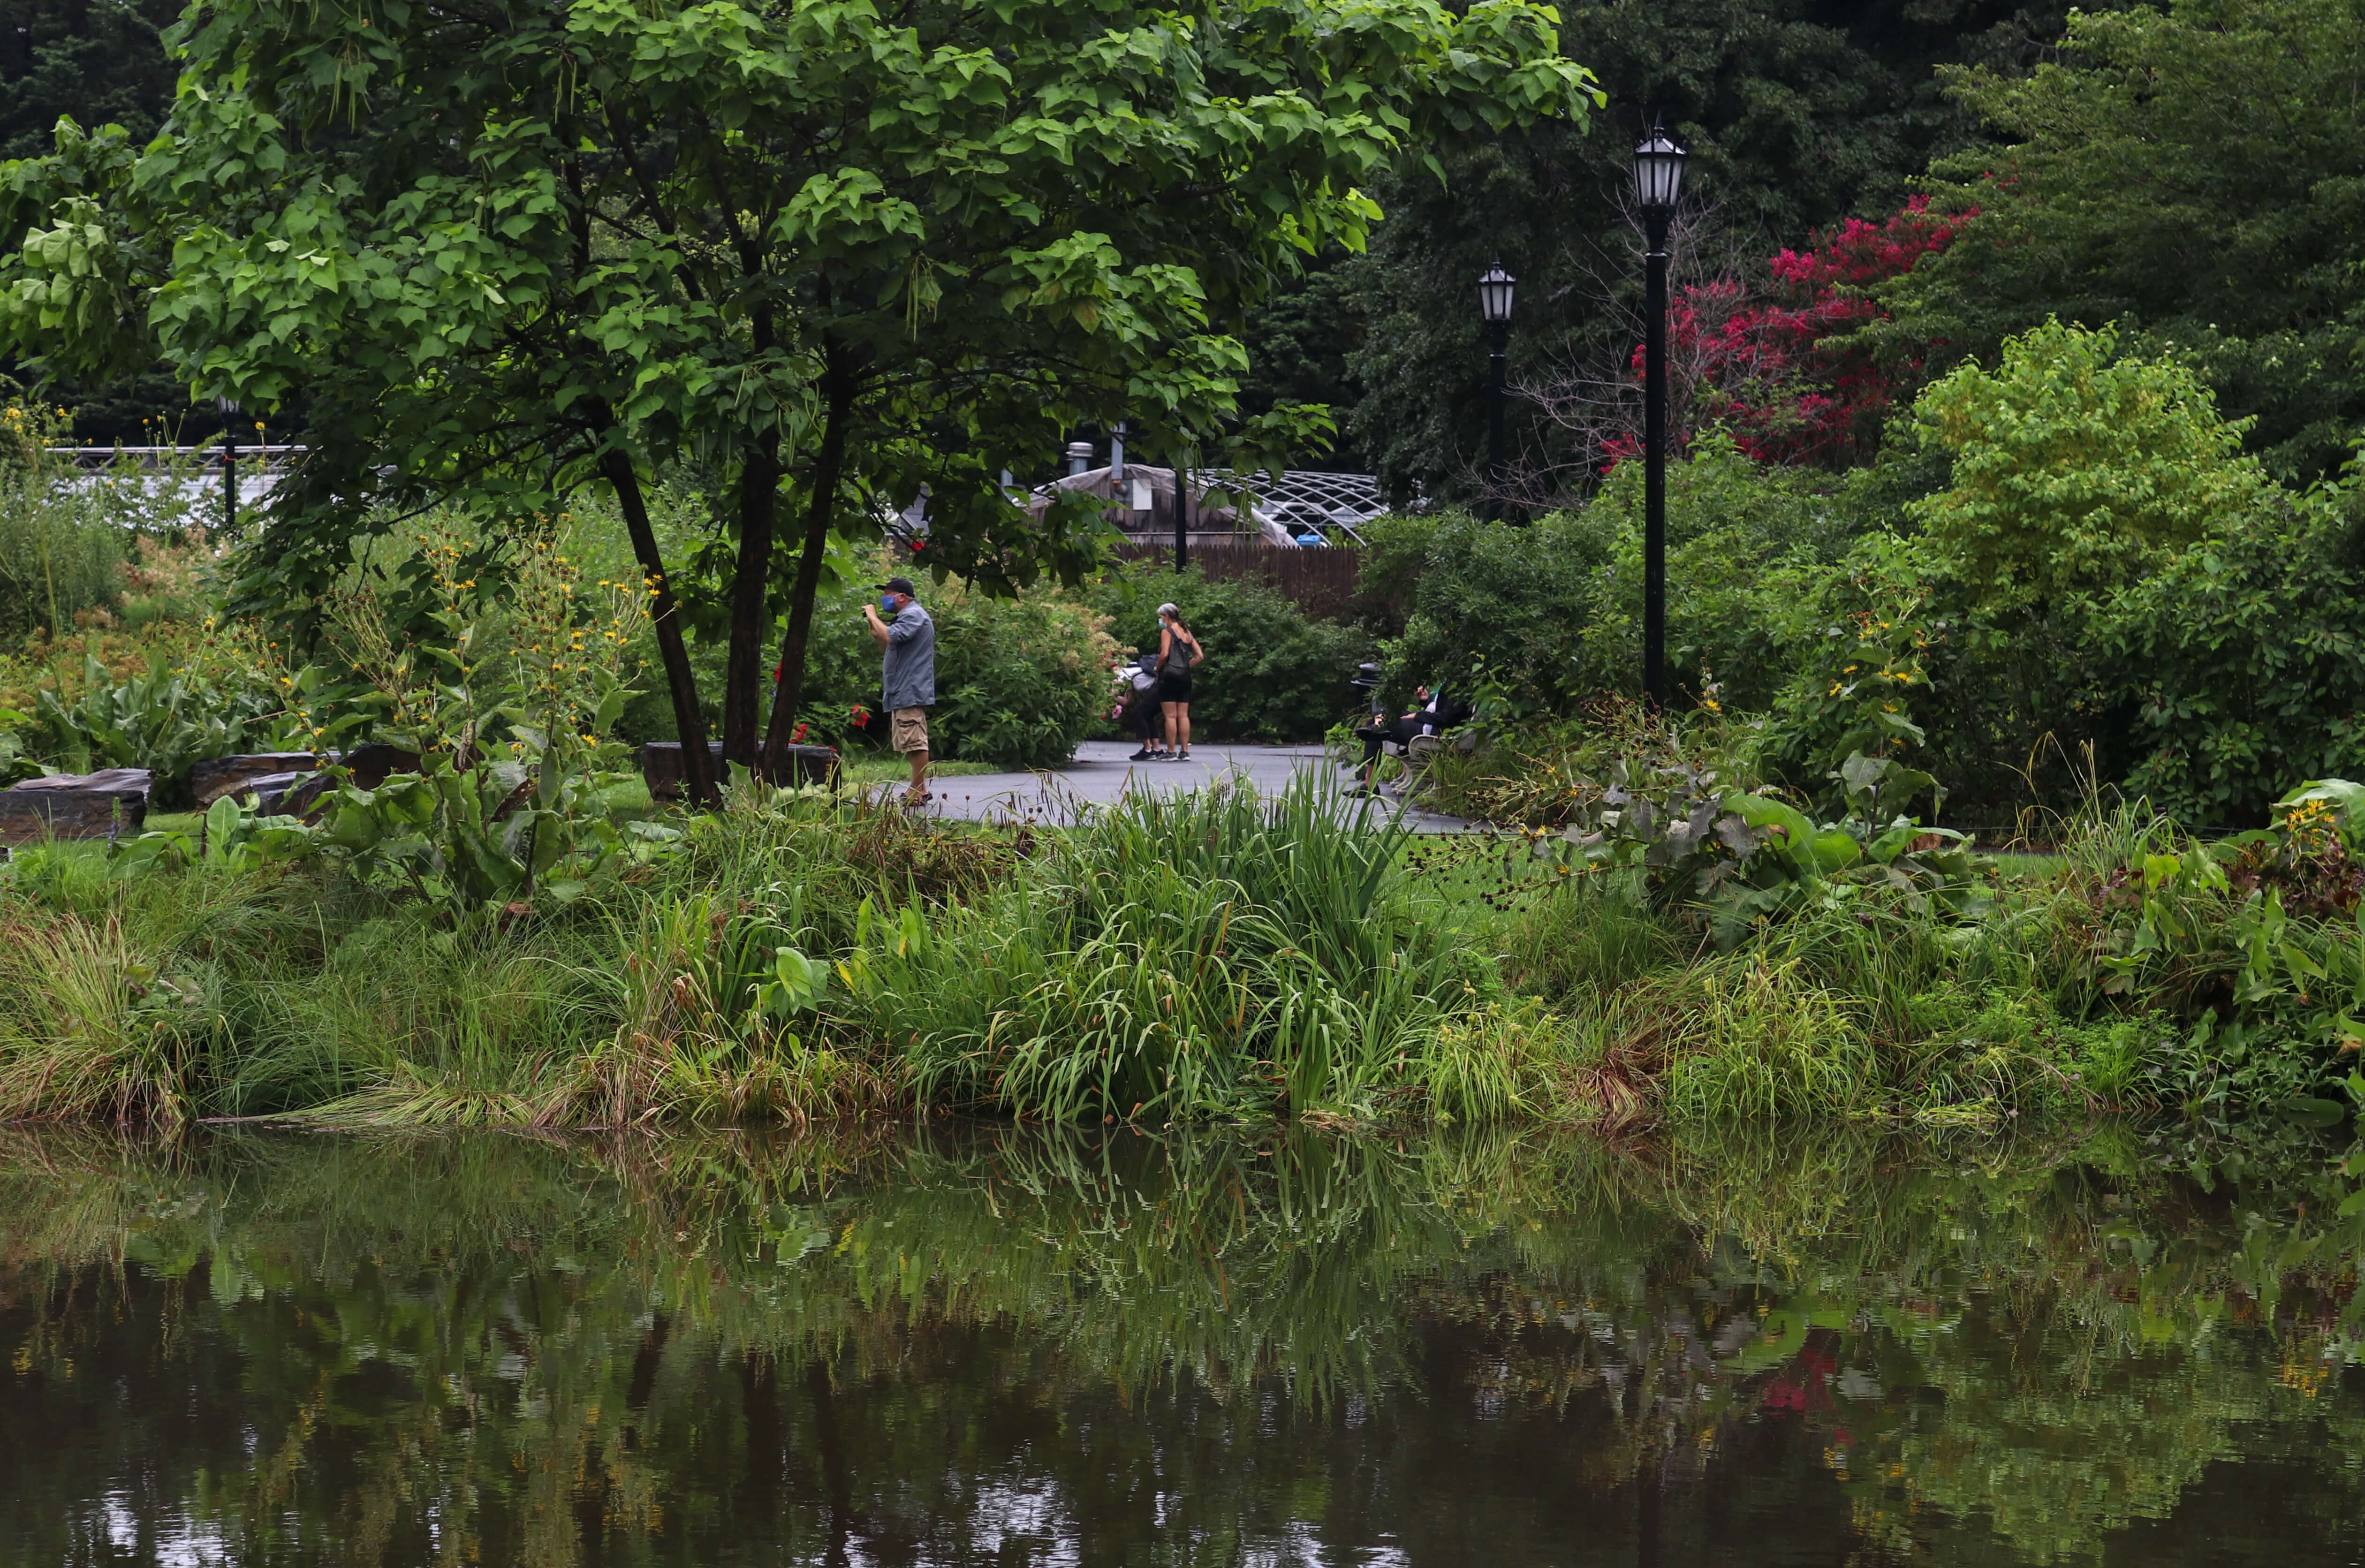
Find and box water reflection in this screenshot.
[3,1121,2362,1565]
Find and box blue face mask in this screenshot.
[880,594,898,614]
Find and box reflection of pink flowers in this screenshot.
[1760,1332,1840,1413]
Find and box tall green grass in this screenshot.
[0,435,218,642]
[841,774,1520,1121]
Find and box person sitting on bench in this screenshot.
[1349,682,1470,795]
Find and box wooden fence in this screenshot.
[1108,540,1375,621]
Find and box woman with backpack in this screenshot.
[1154,602,1204,762]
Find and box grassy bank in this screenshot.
[2,763,2361,1131]
[0,778,1526,1127]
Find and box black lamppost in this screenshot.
[1477,261,1516,515]
[217,396,240,533]
[1633,118,1686,708]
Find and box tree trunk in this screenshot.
[759,372,856,777]
[721,439,782,769]
[598,447,716,806]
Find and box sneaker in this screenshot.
[1128,748,1153,762]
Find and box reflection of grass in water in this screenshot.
[2,1120,2362,1564]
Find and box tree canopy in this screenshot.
[1279,0,2100,498]
[0,0,1599,780]
[1873,0,2365,482]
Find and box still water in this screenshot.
[3,1121,2362,1566]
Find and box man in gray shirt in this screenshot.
[864,574,936,805]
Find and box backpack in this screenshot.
[1161,627,1197,676]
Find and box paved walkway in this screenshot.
[904,741,1475,833]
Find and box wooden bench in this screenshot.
[640,741,840,800]
[191,752,332,809]
[0,768,152,845]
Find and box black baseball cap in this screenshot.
[877,576,917,596]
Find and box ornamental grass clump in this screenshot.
[0,910,211,1125]
[532,886,899,1129]
[838,774,1511,1123]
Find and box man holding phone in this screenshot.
[863,575,936,806]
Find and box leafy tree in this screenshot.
[1687,197,1969,467]
[1521,197,1971,474]
[1906,318,2269,613]
[0,0,1600,788]
[1235,248,1366,467]
[1873,0,2365,482]
[0,0,239,444]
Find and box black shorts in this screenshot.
[1158,671,1193,704]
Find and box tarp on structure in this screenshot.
[1027,465,1284,543]
[1027,466,1395,546]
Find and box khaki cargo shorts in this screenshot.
[891,706,931,754]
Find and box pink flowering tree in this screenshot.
[1543,199,1966,478]
[1683,197,1969,466]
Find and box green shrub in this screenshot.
[1376,439,1857,716]
[1378,506,1617,718]
[1087,564,1368,742]
[2100,488,2365,825]
[1909,319,2272,613]
[931,592,1116,769]
[1757,532,1947,812]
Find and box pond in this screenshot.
[3,1121,2362,1566]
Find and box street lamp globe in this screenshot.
[1632,119,1687,216]
[1476,262,1517,325]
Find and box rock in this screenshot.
[192,752,331,808]
[0,768,152,844]
[640,740,839,800]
